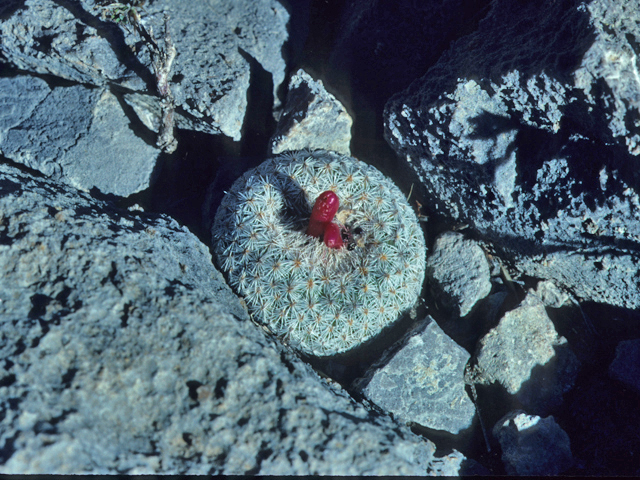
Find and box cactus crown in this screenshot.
[212,150,426,357]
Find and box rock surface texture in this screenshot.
[425,232,492,317]
[0,163,464,475]
[271,70,353,155]
[384,0,640,309]
[356,317,476,434]
[469,292,579,414]
[0,76,159,196]
[0,0,289,194]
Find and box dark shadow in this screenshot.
[121,129,237,243]
[272,0,311,112]
[558,353,640,475]
[0,0,26,21]
[238,47,277,159]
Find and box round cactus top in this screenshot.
[212,150,426,357]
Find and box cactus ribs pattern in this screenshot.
[212,150,426,357]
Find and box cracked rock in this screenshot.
[0,0,290,141]
[0,163,465,475]
[384,0,640,309]
[0,76,159,196]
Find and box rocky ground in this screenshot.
[1,0,639,475]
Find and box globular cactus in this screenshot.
[211,150,426,357]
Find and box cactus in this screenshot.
[212,150,426,357]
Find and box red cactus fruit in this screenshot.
[322,221,344,249]
[306,190,340,238]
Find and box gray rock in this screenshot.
[493,411,573,475]
[1,0,289,141]
[609,339,640,395]
[271,69,353,155]
[0,0,145,90]
[0,76,92,178]
[0,76,159,196]
[470,292,579,413]
[0,163,465,475]
[384,0,640,309]
[106,0,289,140]
[356,317,476,434]
[426,231,492,317]
[531,279,572,309]
[517,250,640,311]
[59,88,159,196]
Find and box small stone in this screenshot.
[531,279,571,308]
[493,411,573,475]
[271,69,353,155]
[471,292,579,412]
[357,317,476,434]
[426,231,492,317]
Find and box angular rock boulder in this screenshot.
[0,163,465,475]
[384,0,640,309]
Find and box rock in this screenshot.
[384,0,640,309]
[0,163,465,475]
[493,411,573,475]
[0,76,159,196]
[0,0,145,90]
[108,0,289,140]
[425,231,492,317]
[271,69,353,155]
[0,0,290,141]
[59,89,159,196]
[531,279,571,309]
[470,292,579,413]
[356,317,476,434]
[608,339,640,395]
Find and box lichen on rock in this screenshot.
[211,150,426,357]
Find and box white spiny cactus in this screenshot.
[212,150,426,357]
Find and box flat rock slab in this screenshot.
[356,317,476,434]
[0,163,465,475]
[384,0,640,309]
[0,76,159,196]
